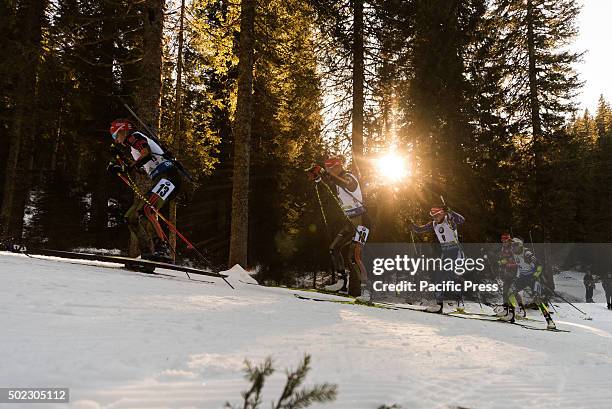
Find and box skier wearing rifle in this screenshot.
[501,237,556,329]
[411,205,465,313]
[308,156,370,301]
[497,233,526,318]
[106,119,182,261]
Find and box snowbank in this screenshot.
[219,263,259,285]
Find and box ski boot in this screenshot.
[455,298,466,314]
[150,238,172,262]
[540,307,556,330]
[426,301,444,314]
[510,304,527,321]
[324,271,348,293]
[518,304,527,318]
[608,303,612,310]
[356,284,372,303]
[496,304,509,317]
[495,304,505,316]
[498,305,516,323]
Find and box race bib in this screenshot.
[534,280,542,295]
[152,178,176,200]
[353,225,369,244]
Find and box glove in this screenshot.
[533,265,543,279]
[306,164,325,182]
[106,161,126,175]
[110,143,123,156]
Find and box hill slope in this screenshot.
[1,252,612,409]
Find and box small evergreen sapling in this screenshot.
[225,354,337,409]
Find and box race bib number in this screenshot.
[534,280,542,295]
[152,178,176,200]
[353,225,369,244]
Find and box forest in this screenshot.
[1,0,612,282]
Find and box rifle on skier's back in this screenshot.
[118,98,193,182]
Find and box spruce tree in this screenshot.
[228,0,256,267]
[491,0,583,238]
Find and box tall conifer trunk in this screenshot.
[136,0,164,131]
[169,0,186,260]
[228,0,255,267]
[526,0,544,236]
[129,0,164,256]
[352,0,365,166]
[348,0,365,296]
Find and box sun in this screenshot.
[376,152,410,183]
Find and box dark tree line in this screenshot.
[1,0,609,283]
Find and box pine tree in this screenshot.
[595,95,612,141]
[351,0,365,169]
[491,0,583,239]
[228,0,256,267]
[248,0,324,282]
[1,0,48,239]
[136,0,165,132]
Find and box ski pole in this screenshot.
[116,172,235,289]
[119,173,194,254]
[549,300,558,314]
[314,182,336,286]
[540,281,587,315]
[439,194,464,250]
[121,173,235,289]
[112,157,192,256]
[320,181,360,230]
[440,195,483,308]
[529,236,563,315]
[117,174,183,262]
[314,183,329,233]
[529,230,536,256]
[113,171,183,266]
[483,251,505,302]
[409,230,418,257]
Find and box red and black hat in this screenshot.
[324,155,344,169]
[429,207,445,217]
[109,119,135,139]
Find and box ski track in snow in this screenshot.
[1,252,612,409]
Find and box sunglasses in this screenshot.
[111,124,126,140]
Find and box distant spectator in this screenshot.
[602,272,612,310]
[583,272,596,303]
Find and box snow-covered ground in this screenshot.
[1,252,612,409]
[554,270,607,303]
